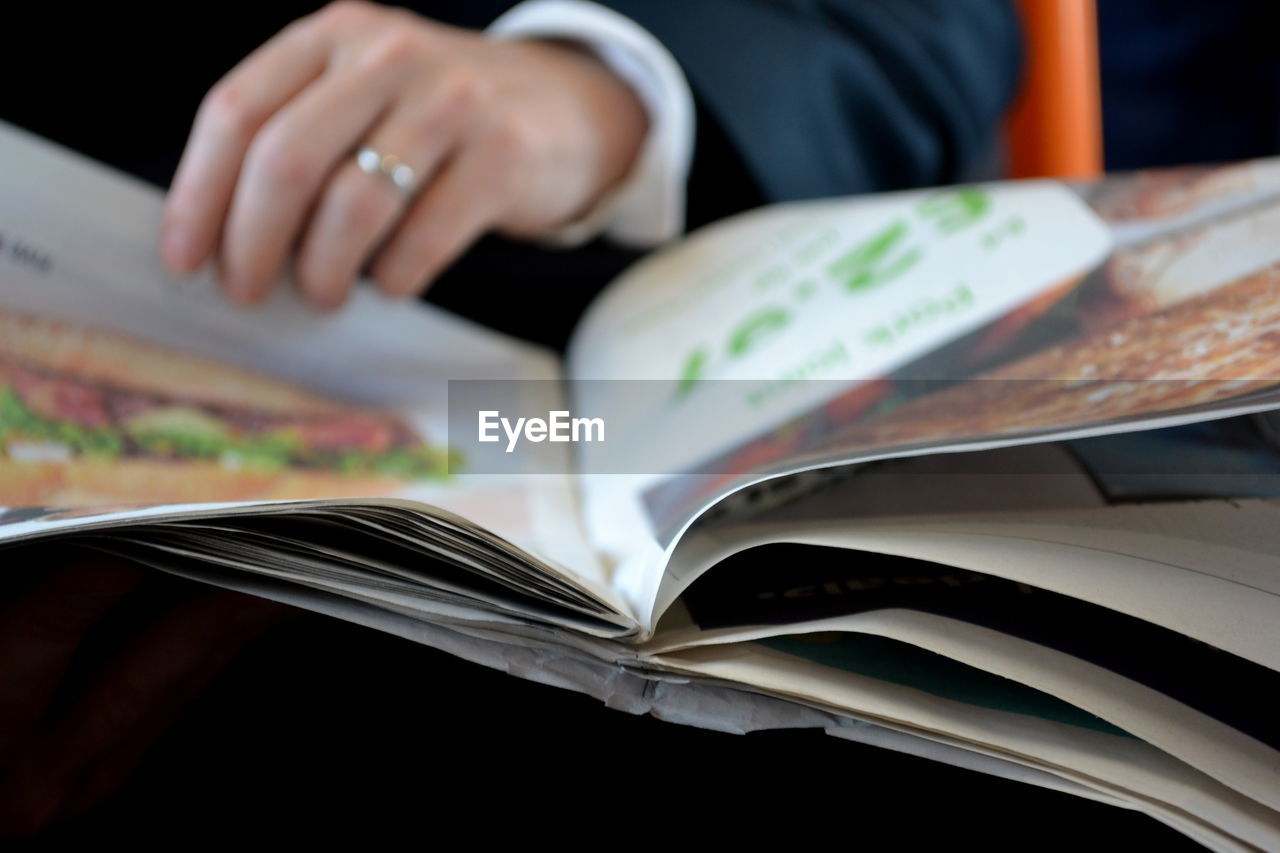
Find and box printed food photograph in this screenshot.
[644,166,1280,531]
[1082,161,1280,224]
[0,307,453,506]
[815,173,1280,454]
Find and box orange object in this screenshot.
[1004,0,1104,179]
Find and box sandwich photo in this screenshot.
[0,307,452,506]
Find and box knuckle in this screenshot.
[316,0,374,29]
[200,83,257,140]
[249,131,319,192]
[360,28,425,74]
[488,111,542,158]
[382,4,425,30]
[436,67,486,114]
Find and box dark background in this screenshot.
[10,616,1207,851]
[4,1,1276,847]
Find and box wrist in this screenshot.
[486,0,693,246]
[511,38,649,226]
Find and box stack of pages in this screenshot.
[1,121,1278,849]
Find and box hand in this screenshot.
[160,0,649,310]
[0,551,290,837]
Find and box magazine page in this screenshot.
[826,726,1246,853]
[646,496,1280,780]
[825,731,1251,853]
[653,641,1280,851]
[627,491,1280,828]
[822,723,1135,810]
[555,162,1280,624]
[648,413,1280,626]
[654,499,1280,666]
[822,732,1248,853]
[0,121,626,616]
[648,600,1280,811]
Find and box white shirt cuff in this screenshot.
[487,0,694,248]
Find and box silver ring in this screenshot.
[356,146,417,199]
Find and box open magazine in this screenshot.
[2,120,1279,850]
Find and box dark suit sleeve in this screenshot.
[596,0,1022,204]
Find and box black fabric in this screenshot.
[605,0,1022,199]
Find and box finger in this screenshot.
[219,29,436,306]
[161,14,334,274]
[0,588,289,836]
[369,124,523,299]
[293,81,469,310]
[0,556,142,753]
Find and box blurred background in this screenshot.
[1099,0,1279,169]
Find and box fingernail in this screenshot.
[161,224,194,272]
[372,266,420,301]
[296,270,343,312]
[223,275,257,305]
[310,290,346,312]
